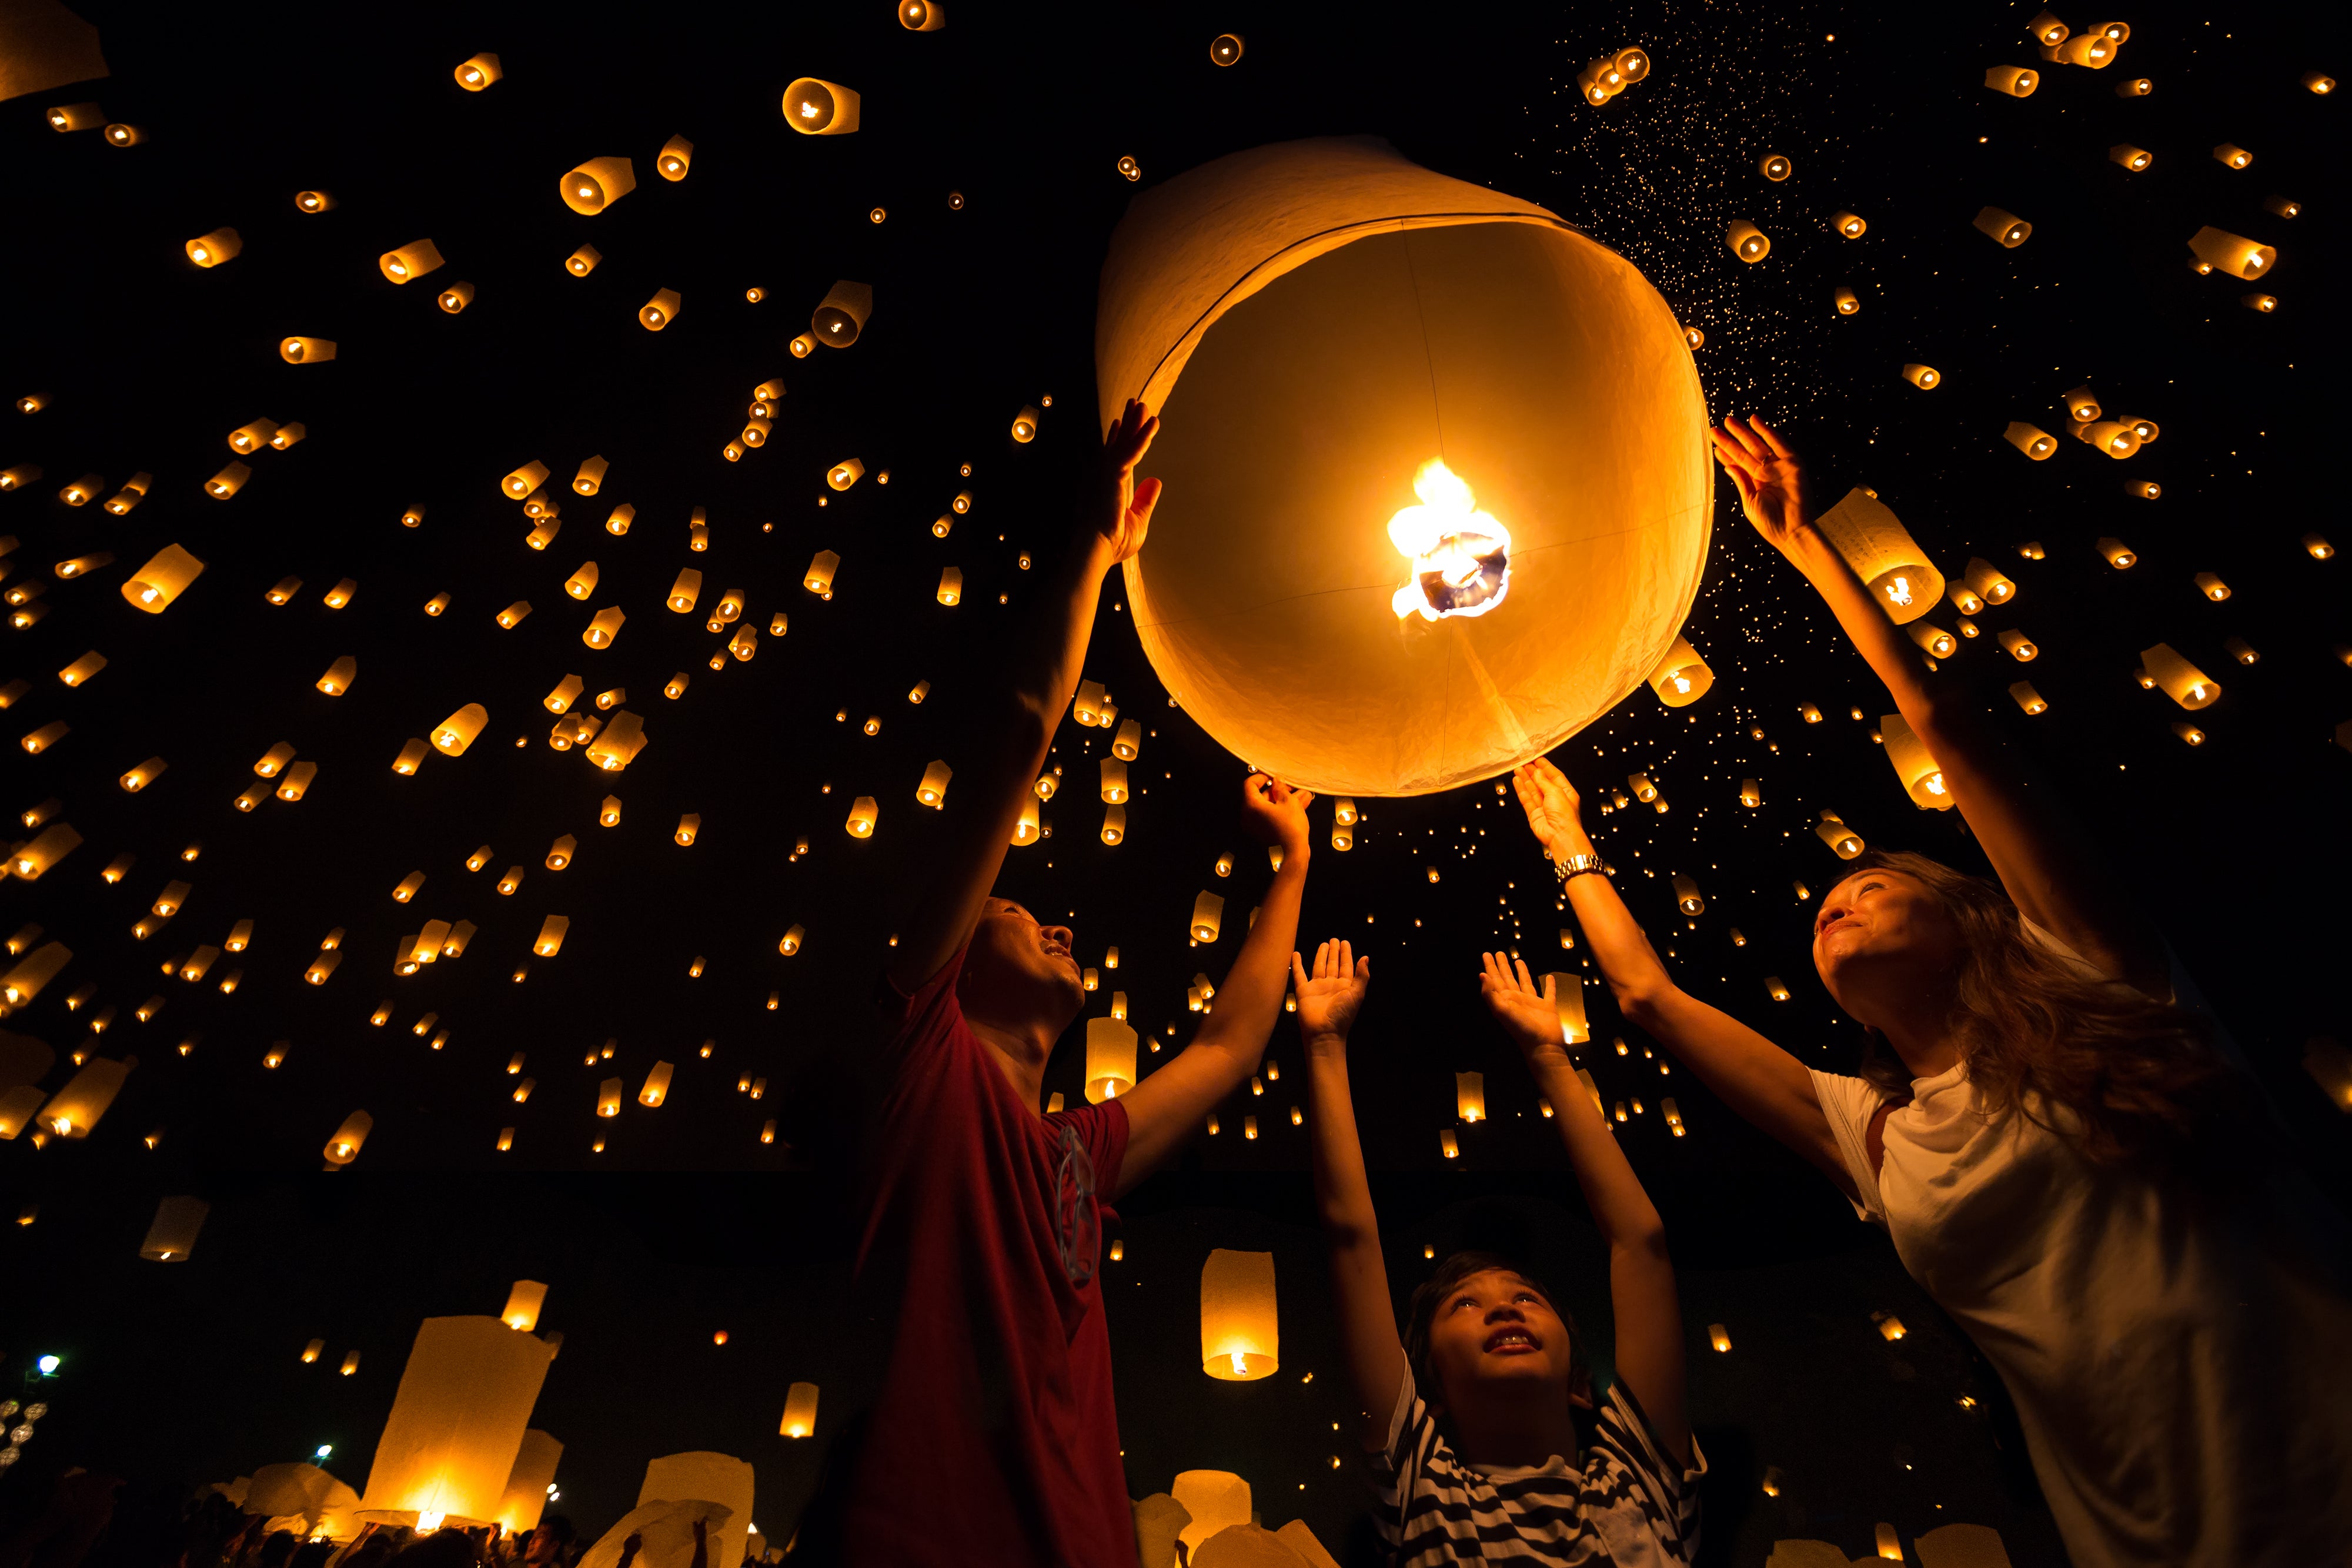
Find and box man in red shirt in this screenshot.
[808,400,1317,1566]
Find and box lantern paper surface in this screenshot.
[637,1452,754,1568]
[1812,488,1943,623]
[500,1280,547,1332]
[1085,1017,1138,1102]
[1199,1246,1278,1379]
[780,1382,820,1437]
[138,1193,207,1259]
[355,1316,554,1526]
[1172,1472,1252,1556]
[494,1431,563,1533]
[1096,138,1710,795]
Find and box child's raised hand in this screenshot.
[1291,940,1370,1056]
[1479,951,1571,1066]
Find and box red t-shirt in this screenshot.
[838,943,1132,1566]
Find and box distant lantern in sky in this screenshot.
[813,280,873,346]
[1646,636,1711,706]
[279,335,335,363]
[2186,226,2274,280]
[566,245,601,276]
[186,228,241,267]
[2213,142,2252,170]
[783,78,860,134]
[1901,363,1939,389]
[1829,209,1866,238]
[1726,219,1770,262]
[1098,138,1712,796]
[898,0,944,29]
[781,1382,820,1437]
[379,239,445,283]
[1816,812,1863,858]
[1190,891,1224,942]
[2110,143,2152,172]
[846,797,878,838]
[2009,681,2047,714]
[657,135,694,180]
[1759,153,1791,181]
[639,289,681,330]
[1973,207,2032,247]
[2141,643,2219,710]
[2004,422,2057,460]
[1210,33,1244,65]
[1200,1248,1277,1380]
[1984,64,2039,96]
[1813,487,1943,623]
[1011,404,1041,442]
[454,53,502,89]
[560,158,635,215]
[122,545,205,612]
[1880,713,1953,810]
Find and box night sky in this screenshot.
[5,1,2347,1563]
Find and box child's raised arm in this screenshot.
[1480,954,1691,1466]
[1297,940,1402,1451]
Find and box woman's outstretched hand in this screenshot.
[1512,757,1589,861]
[1479,952,1571,1070]
[1710,416,1811,553]
[1095,399,1162,566]
[1292,940,1370,1058]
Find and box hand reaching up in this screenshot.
[1240,773,1316,864]
[1095,399,1163,564]
[1511,757,1588,860]
[1479,951,1571,1069]
[1292,940,1370,1056]
[1709,416,1810,553]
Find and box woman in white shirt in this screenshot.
[1505,416,2352,1568]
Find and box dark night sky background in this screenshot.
[4,0,2347,1563]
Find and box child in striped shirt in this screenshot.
[1294,941,1704,1565]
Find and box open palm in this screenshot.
[1479,951,1570,1066]
[1098,398,1163,563]
[1709,416,1809,551]
[1292,940,1370,1049]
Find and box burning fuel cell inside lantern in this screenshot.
[1388,460,1511,622]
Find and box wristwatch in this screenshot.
[1553,851,1612,882]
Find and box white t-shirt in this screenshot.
[1368,1363,1703,1565]
[1808,920,2352,1567]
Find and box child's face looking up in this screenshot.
[1426,1269,1580,1411]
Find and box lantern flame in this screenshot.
[1387,460,1511,622]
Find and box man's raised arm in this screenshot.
[887,402,1161,997]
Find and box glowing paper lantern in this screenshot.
[353,1316,556,1527]
[2140,643,2218,710]
[1829,209,1866,239]
[1759,153,1791,180]
[534,917,569,957]
[1901,363,1940,390]
[1210,32,1244,65]
[1816,812,1863,858]
[1086,1018,1138,1102]
[122,544,205,611]
[804,551,840,596]
[1097,138,1712,795]
[454,53,501,89]
[846,796,877,838]
[1834,286,1860,315]
[1172,1473,1251,1557]
[1879,713,1953,810]
[138,1195,206,1259]
[936,567,962,604]
[782,78,860,135]
[186,228,241,266]
[917,760,953,807]
[1726,219,1770,262]
[1455,1071,1486,1121]
[657,135,693,180]
[1984,65,2040,96]
[640,289,681,330]
[2009,681,2047,714]
[1011,405,1041,442]
[1813,488,1943,623]
[1200,1248,1277,1379]
[1973,207,2032,248]
[323,1111,373,1166]
[1190,891,1224,942]
[2186,226,2274,280]
[813,281,873,347]
[1997,628,2038,661]
[781,1383,820,1437]
[1102,804,1126,844]
[380,240,445,284]
[495,1432,563,1534]
[433,705,487,756]
[1646,636,1711,706]
[2110,143,2152,172]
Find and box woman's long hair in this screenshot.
[1843,850,2255,1176]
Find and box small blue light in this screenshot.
[315,1445,333,1460]
[35,1355,59,1375]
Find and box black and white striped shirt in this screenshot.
[1368,1366,1703,1566]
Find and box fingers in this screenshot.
[1291,951,1309,993]
[1357,954,1372,982]
[1293,788,1316,811]
[1752,417,1795,459]
[1130,474,1162,531]
[1514,957,1536,992]
[1338,940,1354,976]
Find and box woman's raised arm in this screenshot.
[1712,419,2166,997]
[1512,760,1857,1201]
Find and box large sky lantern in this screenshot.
[494,1431,564,1534]
[1097,137,1712,796]
[638,1452,754,1568]
[353,1315,556,1529]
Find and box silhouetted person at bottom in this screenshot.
[793,402,1319,1566]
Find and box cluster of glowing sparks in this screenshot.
[1387,459,1512,623]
